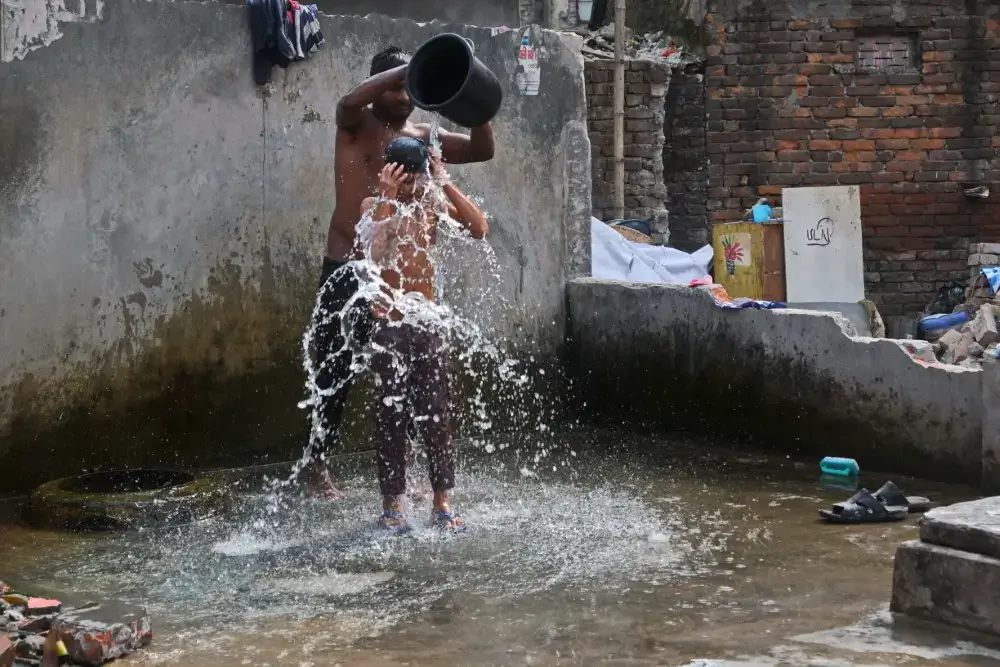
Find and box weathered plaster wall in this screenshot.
[567,279,984,482]
[221,0,523,29]
[0,0,104,62]
[0,3,590,490]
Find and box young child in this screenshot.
[359,136,489,533]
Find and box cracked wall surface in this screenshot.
[0,1,591,490]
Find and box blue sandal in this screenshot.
[432,508,468,533]
[377,509,412,534]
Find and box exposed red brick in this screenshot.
[699,4,1000,315]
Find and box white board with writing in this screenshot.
[781,185,864,303]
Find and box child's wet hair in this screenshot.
[385,137,429,174]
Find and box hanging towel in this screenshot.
[299,4,325,56]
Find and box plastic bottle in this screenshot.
[819,456,860,477]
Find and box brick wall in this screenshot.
[663,61,708,250]
[584,59,671,240]
[704,0,1000,315]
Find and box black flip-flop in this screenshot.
[819,488,908,523]
[873,481,932,513]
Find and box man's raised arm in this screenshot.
[422,123,495,164]
[336,65,408,129]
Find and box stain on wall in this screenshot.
[0,1,590,491]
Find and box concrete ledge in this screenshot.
[891,539,1000,637]
[982,365,1000,493]
[567,279,983,482]
[919,497,1000,560]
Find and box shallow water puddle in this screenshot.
[0,435,996,666]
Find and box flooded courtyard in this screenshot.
[1,432,997,666]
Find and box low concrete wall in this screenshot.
[0,2,590,490]
[982,365,1000,493]
[567,279,983,482]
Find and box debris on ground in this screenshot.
[54,602,152,666]
[926,304,1000,367]
[910,243,1000,367]
[1,635,14,667]
[1,583,151,666]
[579,26,700,66]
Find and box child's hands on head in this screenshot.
[379,162,408,197]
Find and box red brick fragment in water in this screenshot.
[52,602,152,666]
[26,598,62,616]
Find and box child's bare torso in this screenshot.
[372,204,439,321]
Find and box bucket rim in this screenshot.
[406,32,475,112]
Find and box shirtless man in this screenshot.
[305,45,495,498]
[363,137,488,532]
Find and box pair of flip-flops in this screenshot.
[819,481,932,523]
[377,508,468,534]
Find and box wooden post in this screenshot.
[612,0,626,221]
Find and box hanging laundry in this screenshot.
[298,4,325,57]
[246,0,323,85]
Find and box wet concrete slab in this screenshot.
[891,539,1000,637]
[919,496,1000,559]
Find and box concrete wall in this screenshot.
[0,3,591,491]
[982,364,1000,492]
[221,0,523,29]
[567,279,984,481]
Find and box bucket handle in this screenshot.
[463,36,475,53]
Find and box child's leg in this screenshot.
[410,330,460,528]
[371,327,411,523]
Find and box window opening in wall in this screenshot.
[855,34,919,73]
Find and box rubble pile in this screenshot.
[1,581,151,666]
[966,243,1000,307]
[930,306,1000,368]
[580,25,699,66]
[912,242,1000,367]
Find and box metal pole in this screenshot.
[613,0,626,221]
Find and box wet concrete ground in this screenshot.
[1,431,999,666]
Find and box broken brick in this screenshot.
[972,305,1000,347]
[25,598,61,616]
[16,614,53,633]
[13,634,45,662]
[939,328,963,349]
[53,602,152,667]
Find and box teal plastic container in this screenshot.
[819,456,860,477]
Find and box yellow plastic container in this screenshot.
[712,222,787,301]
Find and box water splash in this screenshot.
[263,121,567,516]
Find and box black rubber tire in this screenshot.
[25,469,231,531]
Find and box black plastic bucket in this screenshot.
[406,33,503,128]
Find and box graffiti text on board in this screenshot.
[806,217,833,247]
[519,46,536,60]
